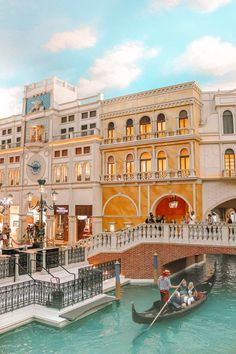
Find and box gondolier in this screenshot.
[158,270,178,303]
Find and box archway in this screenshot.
[155,195,189,223]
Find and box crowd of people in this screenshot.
[158,269,201,308]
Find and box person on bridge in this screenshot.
[158,270,178,303]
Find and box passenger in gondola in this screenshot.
[158,269,178,303]
[184,282,198,306]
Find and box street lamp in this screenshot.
[27,179,58,249]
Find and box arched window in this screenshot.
[76,163,82,181]
[223,110,234,134]
[108,122,115,141]
[126,154,134,174]
[179,110,188,134]
[139,116,151,139]
[157,114,166,137]
[126,119,134,141]
[107,156,115,175]
[84,162,91,181]
[224,149,235,175]
[140,152,151,173]
[180,148,190,174]
[157,151,167,172]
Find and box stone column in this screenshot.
[68,216,77,246]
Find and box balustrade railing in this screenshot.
[102,170,196,182]
[78,222,236,257]
[68,247,85,264]
[0,257,15,279]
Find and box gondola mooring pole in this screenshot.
[115,260,121,300]
[153,253,158,285]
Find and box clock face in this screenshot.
[30,160,41,175]
[26,154,45,181]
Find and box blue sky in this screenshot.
[0,0,236,117]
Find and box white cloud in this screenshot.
[203,78,236,91]
[44,26,96,52]
[173,36,236,77]
[77,42,160,97]
[0,87,22,118]
[150,0,230,12]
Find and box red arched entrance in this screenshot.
[155,196,189,223]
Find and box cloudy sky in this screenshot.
[0,0,236,117]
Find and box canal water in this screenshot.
[0,255,236,354]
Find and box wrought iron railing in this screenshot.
[68,247,85,264]
[0,267,103,314]
[78,259,119,281]
[0,257,15,279]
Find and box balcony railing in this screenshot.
[102,128,195,145]
[53,128,100,142]
[101,169,196,182]
[222,169,236,177]
[0,142,21,150]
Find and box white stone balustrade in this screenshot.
[77,222,236,258]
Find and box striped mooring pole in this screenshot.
[153,253,158,285]
[115,260,121,300]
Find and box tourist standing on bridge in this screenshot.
[158,270,178,303]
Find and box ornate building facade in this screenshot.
[0,77,235,244]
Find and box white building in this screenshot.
[200,89,236,221]
[0,77,103,245]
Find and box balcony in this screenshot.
[101,169,196,183]
[0,142,21,150]
[102,128,195,145]
[52,128,100,142]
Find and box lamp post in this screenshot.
[27,179,58,249]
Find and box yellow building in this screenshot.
[100,82,202,231]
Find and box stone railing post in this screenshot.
[14,254,20,281]
[182,224,188,242]
[221,223,229,245]
[30,253,36,274]
[163,223,169,242]
[64,246,69,266]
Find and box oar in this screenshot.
[148,279,184,329]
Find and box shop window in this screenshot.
[76,163,82,181]
[90,110,96,117]
[82,112,88,119]
[157,114,166,137]
[107,155,115,175]
[62,149,68,157]
[54,150,60,158]
[126,154,134,174]
[157,151,167,172]
[75,147,82,155]
[224,149,235,175]
[179,110,189,134]
[84,146,90,154]
[139,116,151,139]
[140,152,151,173]
[61,116,67,123]
[223,110,234,134]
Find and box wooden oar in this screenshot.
[148,279,184,329]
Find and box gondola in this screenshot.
[132,270,216,324]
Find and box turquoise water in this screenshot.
[0,255,236,354]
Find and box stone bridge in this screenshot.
[79,223,236,278]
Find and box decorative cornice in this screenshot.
[101,97,202,120]
[103,81,201,106]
